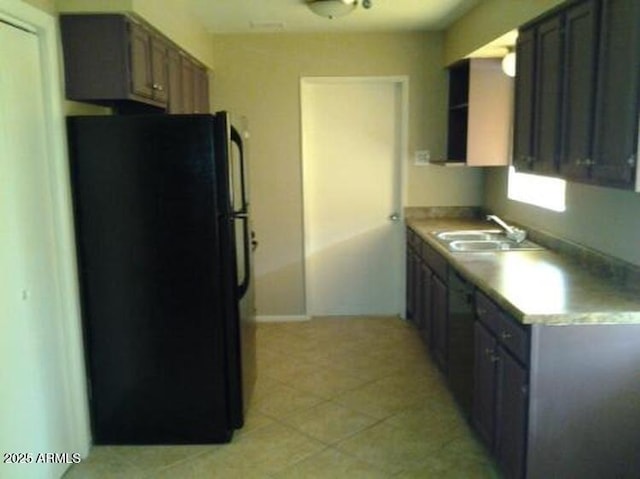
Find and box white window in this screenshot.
[507,166,566,212]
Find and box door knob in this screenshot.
[389,213,400,222]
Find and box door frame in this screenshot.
[299,76,409,318]
[0,0,91,457]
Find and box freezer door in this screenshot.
[229,126,248,215]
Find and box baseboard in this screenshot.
[255,315,311,323]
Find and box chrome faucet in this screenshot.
[486,215,527,243]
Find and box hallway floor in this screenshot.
[64,317,499,478]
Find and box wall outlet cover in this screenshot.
[414,150,431,166]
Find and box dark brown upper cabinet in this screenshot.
[591,0,640,188]
[60,13,209,114]
[194,65,210,114]
[514,0,640,190]
[513,28,536,170]
[149,35,169,104]
[514,16,563,175]
[533,16,563,175]
[513,28,536,171]
[129,21,155,100]
[61,15,165,109]
[167,49,183,114]
[559,0,599,181]
[181,59,195,114]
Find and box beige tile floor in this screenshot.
[63,317,500,478]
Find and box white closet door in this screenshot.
[0,20,74,479]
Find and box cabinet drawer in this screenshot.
[475,292,529,364]
[475,291,499,324]
[495,311,529,364]
[421,240,448,280]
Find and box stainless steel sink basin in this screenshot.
[435,230,503,242]
[448,239,543,252]
[431,230,544,252]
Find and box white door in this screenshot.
[301,78,405,317]
[0,20,75,479]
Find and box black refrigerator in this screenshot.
[66,112,256,444]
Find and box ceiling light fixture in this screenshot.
[307,0,372,20]
[502,49,516,77]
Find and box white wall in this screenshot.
[211,32,484,316]
[485,168,640,266]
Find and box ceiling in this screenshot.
[188,0,481,34]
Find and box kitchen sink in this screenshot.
[448,239,543,252]
[435,230,503,242]
[432,230,544,252]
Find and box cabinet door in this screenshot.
[420,262,433,346]
[533,15,563,174]
[181,58,195,113]
[473,321,498,450]
[496,348,528,479]
[167,49,183,114]
[414,259,425,330]
[194,65,210,114]
[129,22,153,99]
[513,28,536,171]
[406,245,416,321]
[559,0,598,180]
[150,35,168,103]
[432,274,447,372]
[592,0,640,187]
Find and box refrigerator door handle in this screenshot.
[230,126,248,213]
[237,215,251,298]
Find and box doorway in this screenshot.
[301,77,407,317]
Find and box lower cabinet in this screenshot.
[475,323,528,478]
[496,346,528,479]
[474,292,529,479]
[418,260,433,346]
[405,228,447,371]
[431,274,448,372]
[406,226,640,478]
[473,322,497,449]
[405,230,418,323]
